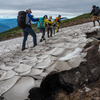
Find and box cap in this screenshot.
[92,5,96,8]
[49,16,52,19]
[26,8,32,13]
[58,15,61,17]
[44,15,48,18]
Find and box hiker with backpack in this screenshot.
[52,19,56,36]
[89,5,100,26]
[37,15,54,42]
[17,8,39,51]
[56,15,61,32]
[47,16,53,38]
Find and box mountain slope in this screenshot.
[0,19,17,33]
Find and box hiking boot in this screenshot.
[56,30,59,32]
[43,37,46,40]
[33,44,37,47]
[22,47,27,51]
[40,38,43,42]
[93,25,95,27]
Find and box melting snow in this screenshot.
[0,22,100,100]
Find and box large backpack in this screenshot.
[56,17,60,23]
[94,6,100,15]
[37,17,45,29]
[17,11,27,28]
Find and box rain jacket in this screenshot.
[43,19,53,27]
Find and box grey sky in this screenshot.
[0,0,99,18]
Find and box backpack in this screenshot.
[94,6,100,15]
[17,11,27,28]
[37,17,45,29]
[53,19,57,26]
[56,17,60,23]
[48,19,52,27]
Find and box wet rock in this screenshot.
[40,71,74,98]
[86,29,100,39]
[28,88,42,100]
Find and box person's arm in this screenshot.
[60,17,66,19]
[28,13,39,22]
[90,9,95,15]
[45,19,53,24]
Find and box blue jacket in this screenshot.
[26,12,39,26]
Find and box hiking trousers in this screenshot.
[39,28,45,38]
[56,23,60,32]
[47,27,52,37]
[22,27,37,47]
[52,26,55,36]
[92,16,99,21]
[92,16,100,26]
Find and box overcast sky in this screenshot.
[0,0,99,18]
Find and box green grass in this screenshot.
[0,23,38,41]
[61,13,89,24]
[0,13,90,41]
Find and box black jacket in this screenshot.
[90,8,98,16]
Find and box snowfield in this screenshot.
[0,22,100,100]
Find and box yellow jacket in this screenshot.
[43,19,53,27]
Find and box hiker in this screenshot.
[47,16,53,38]
[56,15,61,32]
[37,15,54,42]
[89,5,100,26]
[52,19,56,36]
[22,8,39,51]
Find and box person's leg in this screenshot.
[22,29,28,47]
[52,26,55,36]
[93,21,95,26]
[96,16,100,25]
[56,23,59,32]
[54,26,55,36]
[42,28,45,38]
[24,27,37,46]
[47,27,49,38]
[50,28,52,37]
[39,28,43,42]
[92,16,95,26]
[39,28,45,42]
[42,28,46,40]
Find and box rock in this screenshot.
[70,88,100,100]
[70,90,86,100]
[86,29,100,39]
[28,88,42,100]
[86,88,100,99]
[54,89,69,100]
